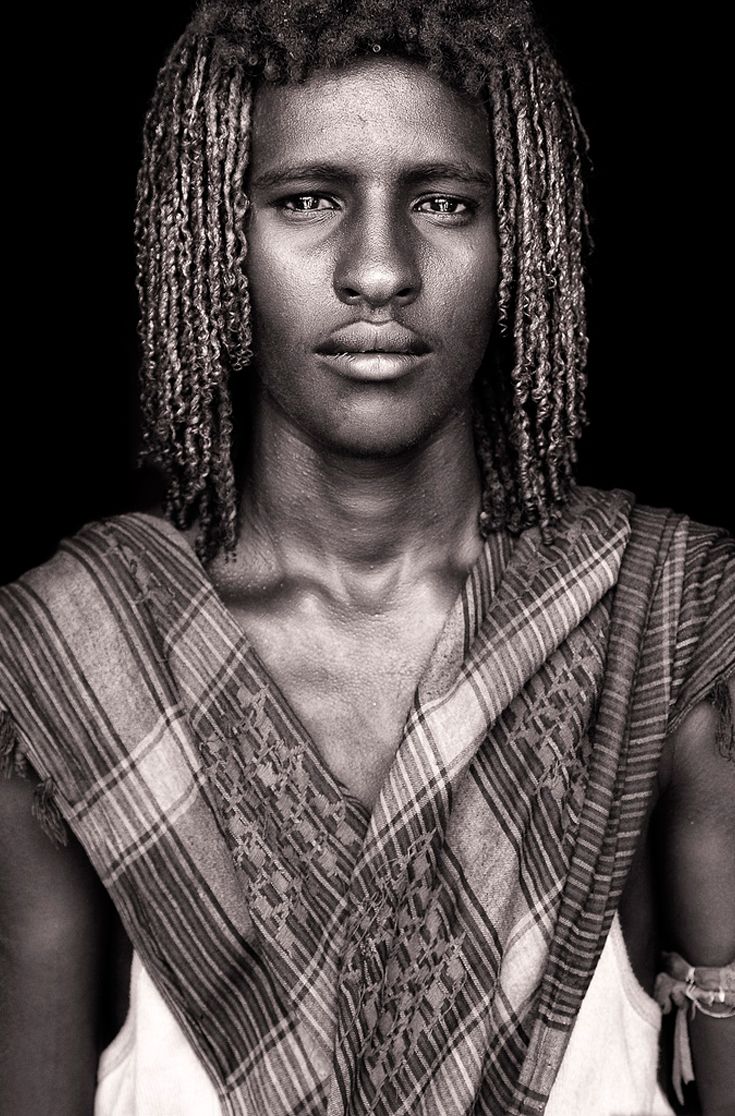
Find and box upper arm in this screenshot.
[657,676,735,1113]
[1,770,108,1116]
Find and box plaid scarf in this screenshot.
[1,487,733,1115]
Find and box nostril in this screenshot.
[335,265,421,309]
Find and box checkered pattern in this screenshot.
[1,487,732,1115]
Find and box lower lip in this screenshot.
[317,352,429,381]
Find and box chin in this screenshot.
[317,407,453,461]
[331,435,423,461]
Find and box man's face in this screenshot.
[246,56,499,457]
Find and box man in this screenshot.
[1,2,733,1113]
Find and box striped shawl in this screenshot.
[1,487,733,1115]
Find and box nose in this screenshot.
[333,198,421,310]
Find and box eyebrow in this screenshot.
[249,160,495,191]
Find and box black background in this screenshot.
[3,3,730,585]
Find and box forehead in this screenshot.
[250,56,493,178]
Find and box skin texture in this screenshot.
[205,57,501,804]
[245,55,499,459]
[1,56,733,1116]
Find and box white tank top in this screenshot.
[95,912,675,1116]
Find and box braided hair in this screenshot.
[136,0,590,563]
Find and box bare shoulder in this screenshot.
[657,674,735,918]
[660,675,735,824]
[0,771,109,1115]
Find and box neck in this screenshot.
[236,389,483,592]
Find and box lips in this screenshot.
[316,323,432,357]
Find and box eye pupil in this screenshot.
[417,196,467,216]
[279,193,337,218]
[281,193,469,218]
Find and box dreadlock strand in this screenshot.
[488,67,518,338]
[221,77,245,365]
[184,46,219,516]
[160,139,184,470]
[174,47,203,488]
[168,42,205,483]
[135,73,172,466]
[525,50,553,458]
[537,66,571,504]
[475,372,515,534]
[507,60,546,526]
[561,89,590,444]
[227,81,255,372]
[196,65,240,558]
[482,66,524,530]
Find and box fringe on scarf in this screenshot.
[707,676,734,762]
[1,709,67,846]
[31,777,68,847]
[0,707,25,778]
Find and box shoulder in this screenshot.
[0,512,189,784]
[625,495,733,565]
[2,509,190,592]
[573,486,733,635]
[661,674,735,806]
[574,491,734,759]
[0,510,195,636]
[0,515,130,612]
[562,485,731,575]
[656,674,734,932]
[573,484,733,546]
[0,517,131,686]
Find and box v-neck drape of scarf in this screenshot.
[1,487,733,1115]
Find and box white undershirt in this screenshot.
[95,912,675,1116]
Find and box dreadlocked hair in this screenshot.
[136,0,590,563]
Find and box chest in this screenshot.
[226,597,450,810]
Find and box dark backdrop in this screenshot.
[3,3,729,586]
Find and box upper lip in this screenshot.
[316,323,432,356]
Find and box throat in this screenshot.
[216,570,469,813]
[240,385,484,574]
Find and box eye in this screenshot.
[279,193,338,215]
[414,195,474,219]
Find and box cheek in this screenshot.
[246,218,325,344]
[244,226,331,416]
[247,258,297,344]
[433,238,499,359]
